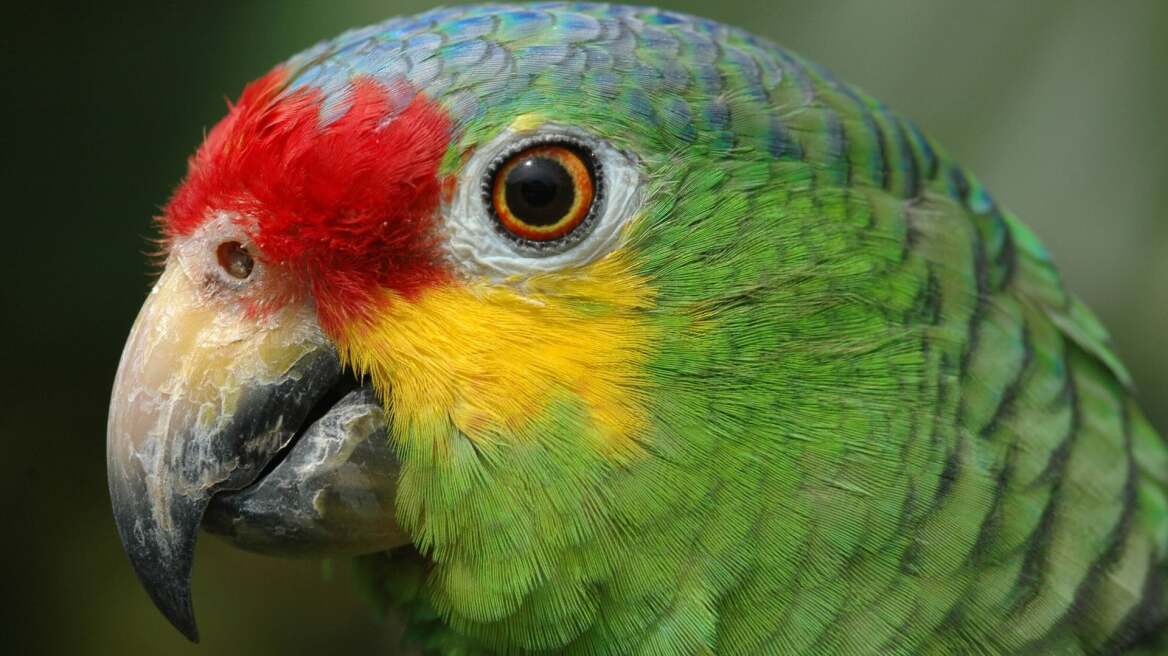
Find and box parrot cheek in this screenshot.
[107,260,344,641]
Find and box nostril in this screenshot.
[216,241,254,279]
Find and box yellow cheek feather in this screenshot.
[336,250,657,455]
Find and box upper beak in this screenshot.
[107,261,344,641]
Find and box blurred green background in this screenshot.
[6,1,1165,653]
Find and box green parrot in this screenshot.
[106,3,1167,654]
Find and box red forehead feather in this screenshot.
[163,66,454,330]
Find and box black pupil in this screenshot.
[503,156,576,227]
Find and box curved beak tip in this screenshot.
[108,478,205,643]
[148,580,199,643]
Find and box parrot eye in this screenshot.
[445,126,643,278]
[482,137,603,253]
[216,241,255,279]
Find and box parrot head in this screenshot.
[109,3,923,643]
[108,6,677,639]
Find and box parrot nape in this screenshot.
[106,3,1168,654]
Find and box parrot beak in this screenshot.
[107,259,405,642]
[201,384,407,558]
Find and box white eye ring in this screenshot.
[443,124,644,280]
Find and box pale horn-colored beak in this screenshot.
[107,259,343,641]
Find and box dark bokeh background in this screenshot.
[5,1,1165,653]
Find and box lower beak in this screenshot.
[107,261,403,642]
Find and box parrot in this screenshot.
[106,3,1168,654]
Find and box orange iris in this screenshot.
[490,144,595,241]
